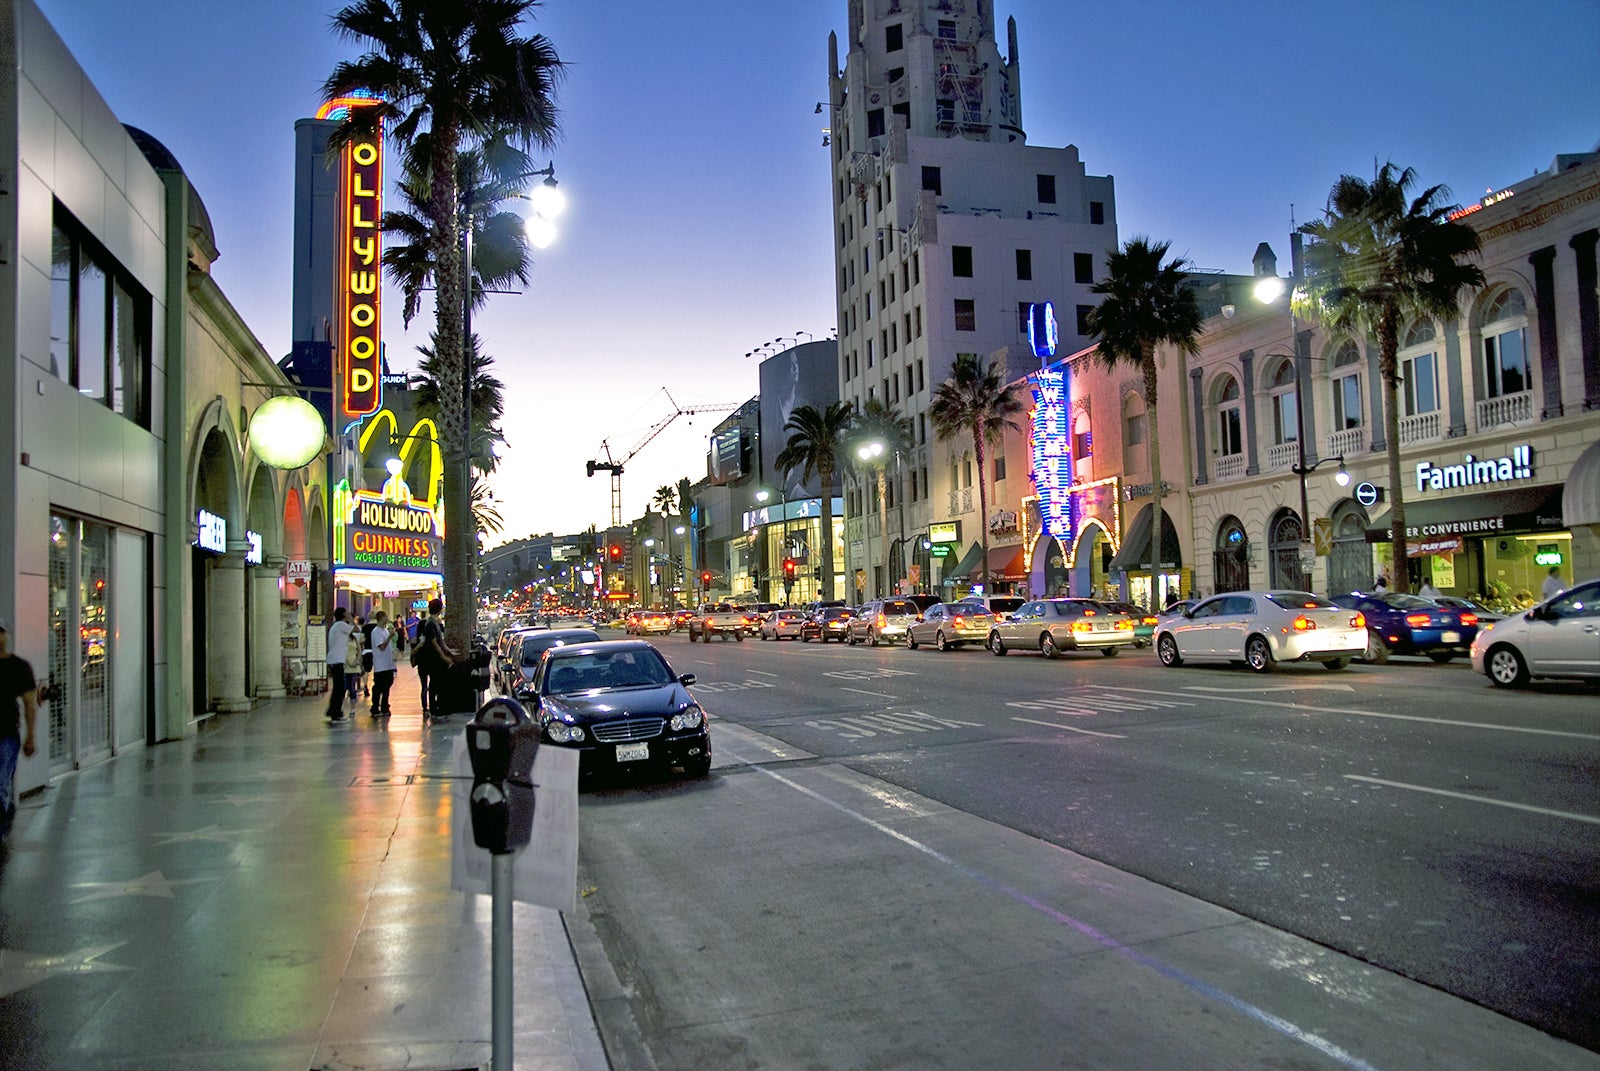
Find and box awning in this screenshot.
[1565,440,1600,526]
[1107,505,1182,572]
[942,543,1027,582]
[1366,484,1565,543]
[944,541,985,581]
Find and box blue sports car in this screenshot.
[1330,591,1480,663]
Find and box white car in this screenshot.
[1470,579,1600,687]
[1154,590,1367,672]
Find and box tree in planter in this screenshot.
[928,355,1026,593]
[1297,164,1484,590]
[1086,238,1203,603]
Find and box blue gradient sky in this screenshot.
[34,0,1599,545]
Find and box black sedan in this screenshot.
[527,640,710,779]
[800,606,855,642]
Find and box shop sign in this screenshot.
[245,530,263,565]
[928,543,952,558]
[334,481,443,572]
[1122,481,1173,500]
[1029,367,1077,543]
[1534,547,1563,567]
[929,521,961,544]
[1354,482,1383,508]
[286,559,311,581]
[1415,444,1533,493]
[1409,536,1464,557]
[317,95,386,421]
[195,509,226,554]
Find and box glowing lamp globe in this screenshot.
[250,395,326,469]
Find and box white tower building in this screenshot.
[828,0,1118,599]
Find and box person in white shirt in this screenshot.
[325,607,355,722]
[1418,580,1442,600]
[368,610,397,718]
[1542,567,1565,601]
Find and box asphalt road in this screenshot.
[566,628,1600,1069]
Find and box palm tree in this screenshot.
[325,0,563,646]
[928,355,1027,593]
[651,484,678,609]
[775,402,854,599]
[1298,164,1485,588]
[851,398,913,598]
[676,476,696,582]
[412,333,506,476]
[1086,238,1203,602]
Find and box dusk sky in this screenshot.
[34,0,1599,547]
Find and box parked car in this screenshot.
[800,605,856,642]
[1470,578,1600,686]
[494,626,543,691]
[987,598,1138,658]
[1100,601,1159,647]
[1155,591,1368,672]
[906,602,993,651]
[506,627,602,699]
[847,598,921,646]
[1330,591,1480,663]
[760,609,808,640]
[527,639,710,779]
[1428,594,1505,624]
[949,595,1025,621]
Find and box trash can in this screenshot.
[438,659,480,719]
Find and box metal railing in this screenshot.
[1326,427,1364,458]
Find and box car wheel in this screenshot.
[936,630,951,652]
[908,631,920,650]
[1246,635,1274,673]
[1322,657,1350,671]
[1101,646,1119,658]
[1427,651,1455,663]
[736,632,745,642]
[1363,632,1390,664]
[988,631,1007,656]
[1486,644,1529,687]
[847,632,858,646]
[760,631,768,641]
[1157,634,1182,667]
[1040,633,1061,660]
[869,630,880,648]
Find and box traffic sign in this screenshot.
[1355,482,1383,508]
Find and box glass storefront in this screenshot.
[48,513,119,773]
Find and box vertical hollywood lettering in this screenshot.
[329,97,384,420]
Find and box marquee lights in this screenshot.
[1029,367,1077,543]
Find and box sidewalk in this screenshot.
[0,664,608,1071]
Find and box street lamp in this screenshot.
[856,441,887,599]
[755,487,789,602]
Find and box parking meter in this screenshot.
[465,697,540,854]
[470,638,493,695]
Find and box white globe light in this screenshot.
[1253,276,1287,304]
[527,213,557,249]
[529,179,566,220]
[250,395,326,469]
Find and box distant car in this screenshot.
[760,609,808,640]
[1100,601,1159,647]
[1428,594,1505,624]
[527,639,710,779]
[623,610,643,635]
[950,595,1025,621]
[688,603,754,642]
[1470,579,1600,687]
[634,610,674,635]
[1330,591,1480,663]
[906,602,993,651]
[1155,591,1368,672]
[800,606,855,643]
[672,609,695,631]
[506,627,602,699]
[987,598,1138,658]
[847,598,921,646]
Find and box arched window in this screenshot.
[1214,375,1242,456]
[1331,340,1362,430]
[1213,516,1249,593]
[1400,322,1439,417]
[1267,359,1298,445]
[1267,508,1308,590]
[1481,288,1530,399]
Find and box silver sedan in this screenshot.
[906,603,993,651]
[987,598,1137,658]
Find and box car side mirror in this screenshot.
[678,673,697,686]
[1181,608,1194,619]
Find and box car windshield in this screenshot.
[1265,593,1338,610]
[544,648,674,693]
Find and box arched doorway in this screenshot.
[1070,522,1111,598]
[1326,500,1371,595]
[1268,508,1308,590]
[1213,516,1249,593]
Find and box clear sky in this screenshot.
[33,0,1600,547]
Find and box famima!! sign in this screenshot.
[1415,444,1534,493]
[317,94,385,422]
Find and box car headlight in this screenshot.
[670,706,704,731]
[546,721,585,743]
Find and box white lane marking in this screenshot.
[1185,683,1355,693]
[746,669,781,677]
[717,748,1384,1071]
[1079,686,1600,741]
[840,687,899,698]
[693,660,716,666]
[1011,716,1126,739]
[1343,775,1600,825]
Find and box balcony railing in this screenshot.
[1326,427,1364,458]
[946,487,974,514]
[1213,453,1246,482]
[1398,411,1442,445]
[1265,442,1298,471]
[1476,390,1533,430]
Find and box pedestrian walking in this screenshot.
[343,619,363,714]
[369,611,396,718]
[0,618,39,842]
[1542,567,1565,601]
[359,615,378,697]
[1373,576,1389,594]
[416,598,460,720]
[325,608,354,721]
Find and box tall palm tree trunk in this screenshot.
[972,423,990,592]
[820,469,835,599]
[1379,314,1409,590]
[430,121,474,650]
[877,467,890,597]
[1144,356,1165,605]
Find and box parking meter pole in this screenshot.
[491,852,514,1071]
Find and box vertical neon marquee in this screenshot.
[1029,366,1077,544]
[317,94,385,422]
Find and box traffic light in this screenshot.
[608,544,623,563]
[783,558,797,579]
[701,571,712,588]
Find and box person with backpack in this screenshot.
[415,598,459,721]
[325,607,354,722]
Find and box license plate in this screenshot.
[1442,631,1460,643]
[616,742,649,763]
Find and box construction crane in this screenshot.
[586,389,741,527]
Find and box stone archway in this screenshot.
[1267,508,1308,590]
[193,424,246,716]
[245,464,285,700]
[1070,520,1113,598]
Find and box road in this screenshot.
[564,629,1600,1070]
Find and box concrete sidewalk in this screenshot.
[0,664,607,1071]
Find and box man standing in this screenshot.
[1542,567,1565,601]
[369,611,396,718]
[417,598,459,721]
[0,618,39,841]
[325,607,355,722]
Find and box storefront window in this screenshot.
[47,513,117,773]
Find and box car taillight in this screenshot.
[1083,608,1096,616]
[1071,620,1093,633]
[1405,613,1431,627]
[953,615,965,626]
[1460,612,1478,626]
[1351,612,1366,628]
[1143,616,1157,626]
[876,614,886,626]
[1114,619,1135,631]
[1292,615,1315,631]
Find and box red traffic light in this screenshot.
[701,571,712,583]
[783,558,796,577]
[608,544,622,560]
